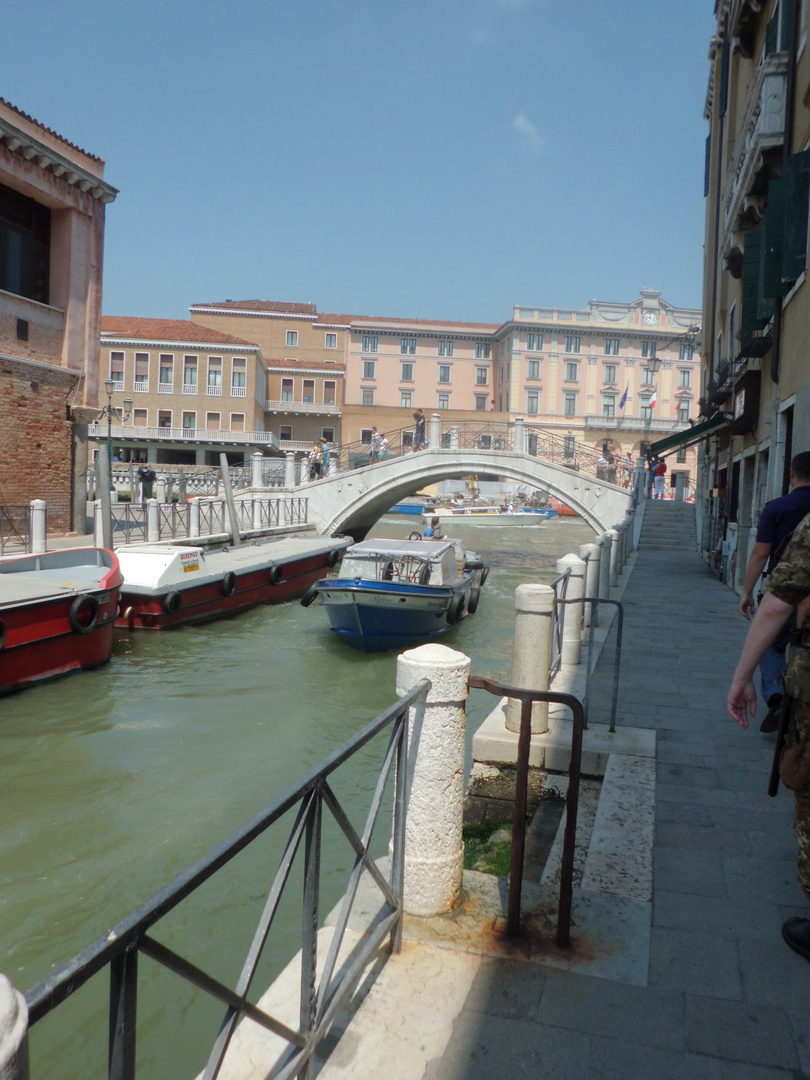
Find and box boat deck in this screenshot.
[0,567,108,606]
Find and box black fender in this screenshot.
[163,591,182,615]
[446,593,465,626]
[418,563,432,585]
[268,563,284,585]
[69,594,99,634]
[327,548,341,567]
[479,565,490,587]
[222,571,237,597]
[300,583,320,608]
[466,586,481,615]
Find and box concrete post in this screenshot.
[579,542,600,627]
[0,974,29,1080]
[29,500,47,554]
[252,496,262,530]
[298,459,309,485]
[449,426,459,451]
[285,452,296,488]
[430,413,441,450]
[93,501,103,547]
[71,421,90,534]
[396,643,470,917]
[146,498,159,543]
[608,528,621,587]
[156,475,167,503]
[177,473,187,503]
[675,471,685,502]
[251,452,263,489]
[506,583,554,734]
[598,533,611,599]
[513,416,524,454]
[556,554,585,666]
[189,498,200,538]
[635,463,646,501]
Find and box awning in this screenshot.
[649,412,729,456]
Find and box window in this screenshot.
[361,335,378,353]
[183,355,198,390]
[604,338,620,356]
[361,429,373,445]
[133,408,148,427]
[401,362,414,382]
[475,341,492,358]
[678,399,690,423]
[363,360,376,380]
[281,379,293,402]
[565,361,578,382]
[400,390,412,408]
[564,392,577,417]
[564,434,576,458]
[604,363,617,384]
[640,398,653,421]
[602,395,616,418]
[182,412,196,430]
[677,446,687,463]
[641,340,657,358]
[230,414,245,431]
[526,333,543,352]
[564,335,581,353]
[279,425,292,442]
[158,410,172,428]
[303,380,315,404]
[231,358,246,394]
[323,381,336,405]
[207,356,222,393]
[641,367,655,386]
[362,389,374,406]
[159,354,173,389]
[400,337,417,354]
[476,366,488,386]
[437,340,454,356]
[286,331,298,347]
[438,364,451,383]
[0,181,50,303]
[206,412,221,430]
[134,353,149,390]
[322,427,335,442]
[678,369,691,388]
[437,393,450,409]
[402,431,414,448]
[526,391,539,415]
[678,343,694,361]
[324,333,337,349]
[527,360,540,380]
[475,395,488,412]
[110,352,125,389]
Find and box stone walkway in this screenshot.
[427,541,810,1079]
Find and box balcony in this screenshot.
[231,385,247,398]
[264,399,341,415]
[584,414,691,434]
[207,384,222,397]
[88,423,279,449]
[133,381,149,393]
[182,383,198,395]
[158,382,173,394]
[722,53,788,234]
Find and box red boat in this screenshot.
[0,548,122,696]
[115,535,351,629]
[547,496,579,517]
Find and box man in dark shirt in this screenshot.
[739,452,810,730]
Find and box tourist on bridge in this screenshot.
[308,440,323,479]
[320,437,330,475]
[413,409,426,451]
[369,427,381,462]
[653,456,667,499]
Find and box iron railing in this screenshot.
[0,505,32,554]
[25,680,427,1080]
[548,567,571,680]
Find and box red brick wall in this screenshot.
[0,358,76,531]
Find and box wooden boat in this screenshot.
[0,547,122,696]
[300,538,489,653]
[422,504,557,525]
[115,535,352,630]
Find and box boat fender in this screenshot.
[382,560,394,581]
[464,558,485,571]
[327,548,340,567]
[222,572,238,597]
[467,586,481,615]
[408,531,423,541]
[69,594,100,634]
[479,565,490,587]
[300,583,320,608]
[418,563,431,585]
[163,591,182,615]
[446,593,465,626]
[268,562,284,585]
[0,617,5,650]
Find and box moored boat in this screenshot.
[422,505,557,525]
[0,547,122,696]
[115,535,352,629]
[300,538,489,653]
[546,496,579,517]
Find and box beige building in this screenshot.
[699,0,810,582]
[0,97,117,530]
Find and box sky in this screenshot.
[5,0,716,325]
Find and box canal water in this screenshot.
[0,514,595,1079]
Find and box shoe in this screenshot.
[760,696,783,733]
[782,918,810,962]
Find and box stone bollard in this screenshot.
[29,500,47,554]
[598,533,611,600]
[430,413,441,450]
[396,643,470,916]
[608,528,621,587]
[579,542,600,627]
[156,475,167,503]
[0,974,29,1080]
[298,459,308,485]
[506,584,554,734]
[285,452,296,488]
[252,496,262,531]
[251,451,263,489]
[513,416,525,454]
[146,498,160,542]
[556,554,585,666]
[93,501,103,547]
[449,426,459,451]
[189,498,200,538]
[675,471,685,502]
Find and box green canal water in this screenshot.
[0,515,594,1079]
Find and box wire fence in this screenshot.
[0,505,31,554]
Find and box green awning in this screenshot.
[649,412,729,456]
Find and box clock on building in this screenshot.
[643,311,658,325]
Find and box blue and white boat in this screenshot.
[300,538,489,653]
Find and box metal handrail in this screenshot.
[0,505,32,554]
[548,567,571,680]
[555,597,624,732]
[25,679,429,1080]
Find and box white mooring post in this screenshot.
[579,542,600,627]
[285,452,296,488]
[608,527,621,587]
[146,498,159,542]
[29,500,46,554]
[449,426,459,451]
[189,498,200,538]
[430,413,441,449]
[396,643,470,916]
[555,554,585,666]
[598,533,611,600]
[156,475,167,503]
[0,974,29,1080]
[251,451,263,489]
[252,497,262,531]
[506,583,554,735]
[513,416,525,454]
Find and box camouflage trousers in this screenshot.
[795,698,810,899]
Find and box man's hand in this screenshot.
[739,592,756,620]
[728,675,757,729]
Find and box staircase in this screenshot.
[639,500,697,551]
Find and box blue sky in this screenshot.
[5,0,715,324]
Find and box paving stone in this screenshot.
[788,1010,810,1075]
[648,926,742,998]
[653,889,780,941]
[655,822,751,855]
[653,848,728,898]
[658,764,722,788]
[655,801,714,827]
[723,855,808,908]
[461,956,545,1019]
[685,996,800,1070]
[739,936,810,1009]
[582,1036,724,1080]
[432,1013,591,1080]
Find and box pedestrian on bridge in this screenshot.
[413,410,426,451]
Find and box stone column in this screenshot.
[598,533,611,599]
[71,419,90,534]
[579,541,600,627]
[156,475,167,503]
[396,643,470,917]
[430,413,441,450]
[513,416,525,454]
[0,974,29,1080]
[449,426,459,451]
[189,498,200,538]
[29,500,47,554]
[146,498,159,542]
[298,459,309,485]
[675,471,685,502]
[506,583,554,734]
[608,528,621,587]
[556,553,585,665]
[285,452,296,488]
[252,497,262,530]
[251,452,263,489]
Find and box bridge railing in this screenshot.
[0,505,32,554]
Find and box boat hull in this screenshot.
[424,508,557,525]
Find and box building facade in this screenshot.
[0,98,117,530]
[699,0,810,584]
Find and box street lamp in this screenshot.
[98,379,132,490]
[645,325,701,377]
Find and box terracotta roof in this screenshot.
[0,97,105,164]
[191,300,318,315]
[100,316,258,347]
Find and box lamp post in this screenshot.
[98,379,132,491]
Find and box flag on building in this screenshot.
[649,390,657,409]
[619,386,628,410]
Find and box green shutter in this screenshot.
[741,231,763,331]
[763,177,788,298]
[782,147,810,287]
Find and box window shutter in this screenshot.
[719,40,730,117]
[741,231,764,331]
[781,147,810,287]
[763,176,788,297]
